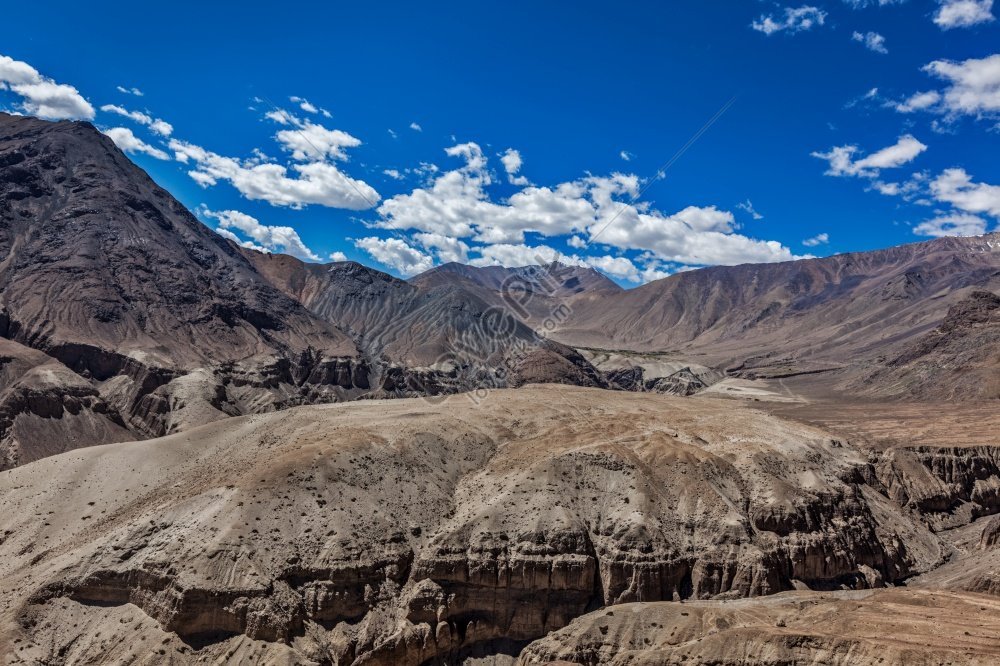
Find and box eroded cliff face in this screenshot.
[0,388,952,665]
[515,589,1000,666]
[876,445,1000,530]
[0,338,133,468]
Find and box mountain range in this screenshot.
[2,112,999,469]
[3,113,1000,665]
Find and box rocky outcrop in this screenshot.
[516,589,1000,665]
[876,445,1000,530]
[0,389,941,664]
[0,339,132,469]
[859,290,1000,401]
[981,515,1000,549]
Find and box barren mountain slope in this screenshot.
[411,262,624,331]
[856,289,1000,401]
[0,112,357,369]
[551,235,1000,375]
[415,262,621,297]
[0,114,385,464]
[248,252,606,389]
[0,386,951,665]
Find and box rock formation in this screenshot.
[517,589,1000,665]
[0,387,960,665]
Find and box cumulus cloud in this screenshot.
[852,31,888,53]
[409,122,422,132]
[913,212,990,236]
[413,232,470,264]
[619,150,634,161]
[329,251,349,262]
[372,141,802,275]
[288,95,330,117]
[169,138,379,210]
[891,90,943,113]
[812,135,928,178]
[933,0,994,29]
[465,244,675,284]
[468,243,585,269]
[275,121,361,162]
[202,208,320,260]
[751,6,827,35]
[100,104,173,136]
[930,168,1000,218]
[103,127,169,160]
[499,148,529,186]
[0,54,94,120]
[354,236,434,276]
[116,85,143,96]
[803,232,830,246]
[923,54,1000,120]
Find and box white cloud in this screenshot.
[923,54,1000,119]
[871,174,929,200]
[100,104,173,136]
[930,168,1000,217]
[466,244,674,284]
[842,0,908,6]
[202,208,320,260]
[374,141,802,271]
[0,54,94,120]
[567,235,587,249]
[413,232,470,264]
[736,199,764,220]
[852,31,888,54]
[288,96,330,117]
[583,254,643,282]
[409,122,422,132]
[913,212,990,236]
[383,168,403,180]
[265,110,290,125]
[354,236,434,276]
[499,148,530,186]
[388,129,398,139]
[329,251,349,262]
[116,85,143,97]
[103,127,169,160]
[100,104,150,124]
[150,119,173,136]
[803,232,830,246]
[751,6,827,35]
[619,150,634,161]
[169,138,379,210]
[274,121,361,162]
[892,90,942,113]
[933,0,994,29]
[812,135,928,178]
[469,243,584,269]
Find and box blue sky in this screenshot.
[2,0,999,285]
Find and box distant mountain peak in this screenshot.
[411,261,624,296]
